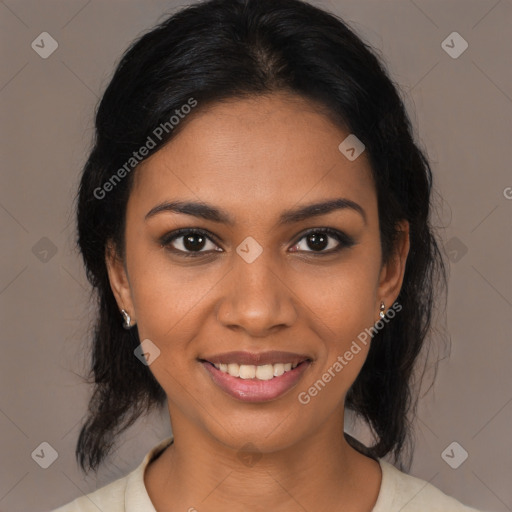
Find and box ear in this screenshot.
[376,220,410,313]
[105,241,136,322]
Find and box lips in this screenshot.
[198,350,313,402]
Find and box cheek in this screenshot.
[293,253,381,389]
[126,253,211,399]
[295,279,376,412]
[295,253,381,338]
[126,244,221,342]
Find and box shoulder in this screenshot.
[49,474,128,512]
[50,437,174,512]
[373,459,482,512]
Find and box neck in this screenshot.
[144,409,382,511]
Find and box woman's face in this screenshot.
[107,92,409,452]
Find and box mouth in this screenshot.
[198,351,313,402]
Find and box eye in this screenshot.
[160,227,355,258]
[289,228,355,254]
[160,228,222,256]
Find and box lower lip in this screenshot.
[200,360,311,402]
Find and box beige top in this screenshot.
[51,436,481,512]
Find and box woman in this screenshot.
[52,0,481,510]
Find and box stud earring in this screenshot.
[121,309,133,330]
[379,302,386,319]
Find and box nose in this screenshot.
[215,250,298,337]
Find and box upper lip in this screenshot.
[200,351,312,366]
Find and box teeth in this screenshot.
[273,363,285,377]
[227,363,239,377]
[255,364,274,380]
[212,361,303,380]
[239,364,256,379]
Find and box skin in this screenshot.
[106,92,410,512]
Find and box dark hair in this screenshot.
[75,0,447,474]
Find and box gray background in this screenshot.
[0,1,510,511]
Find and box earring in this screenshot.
[121,309,133,330]
[379,302,386,319]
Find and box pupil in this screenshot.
[181,233,329,252]
[308,233,328,251]
[184,234,205,251]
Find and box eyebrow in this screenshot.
[145,197,367,226]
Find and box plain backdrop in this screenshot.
[0,1,510,511]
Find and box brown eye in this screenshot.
[182,232,207,251]
[289,228,355,254]
[305,232,329,251]
[160,229,221,256]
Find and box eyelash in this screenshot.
[159,227,355,258]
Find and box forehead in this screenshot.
[131,93,376,222]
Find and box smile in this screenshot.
[200,359,312,402]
